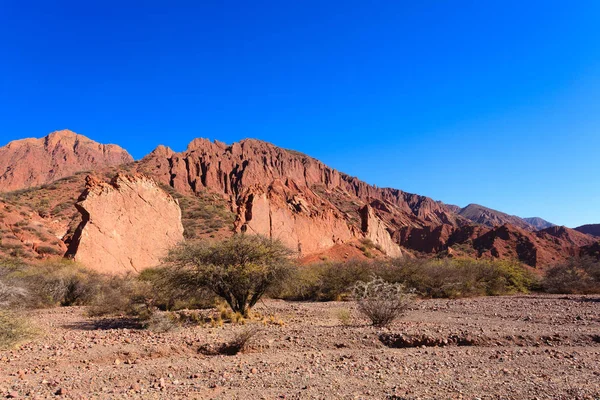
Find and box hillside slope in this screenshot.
[575,224,600,237]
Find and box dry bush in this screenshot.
[199,327,260,355]
[0,257,102,308]
[0,310,37,349]
[352,277,414,328]
[272,258,535,301]
[543,257,600,294]
[87,274,152,317]
[142,312,178,332]
[335,308,353,327]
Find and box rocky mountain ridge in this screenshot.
[0,130,597,271]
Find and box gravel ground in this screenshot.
[1,294,599,399]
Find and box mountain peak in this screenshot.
[0,130,133,192]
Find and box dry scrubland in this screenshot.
[0,296,598,399]
[1,239,599,399]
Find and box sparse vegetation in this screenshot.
[352,277,414,327]
[0,310,37,349]
[0,258,103,308]
[157,183,235,239]
[542,257,600,294]
[199,326,260,355]
[271,258,536,301]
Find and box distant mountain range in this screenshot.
[575,224,600,237]
[457,204,554,231]
[0,129,597,272]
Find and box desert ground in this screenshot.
[1,295,599,400]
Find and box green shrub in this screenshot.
[165,235,293,316]
[138,267,216,311]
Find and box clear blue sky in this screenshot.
[1,1,599,227]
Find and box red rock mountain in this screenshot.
[0,130,133,192]
[136,138,466,258]
[1,132,598,270]
[134,138,598,267]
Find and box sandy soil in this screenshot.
[1,295,599,399]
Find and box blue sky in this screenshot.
[1,1,599,227]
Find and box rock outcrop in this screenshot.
[234,180,358,256]
[0,130,133,192]
[66,174,184,274]
[359,205,402,257]
[134,138,600,266]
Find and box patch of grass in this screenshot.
[0,310,37,349]
[335,308,353,327]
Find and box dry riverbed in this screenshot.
[1,295,599,399]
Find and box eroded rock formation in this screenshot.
[0,130,133,192]
[66,174,184,274]
[137,138,462,257]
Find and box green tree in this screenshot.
[166,235,293,316]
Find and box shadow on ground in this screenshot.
[63,318,143,331]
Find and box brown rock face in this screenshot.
[359,205,402,257]
[66,173,184,274]
[0,130,133,192]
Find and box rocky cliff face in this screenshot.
[1,132,597,269]
[133,138,600,266]
[0,130,133,192]
[137,138,461,257]
[66,174,184,274]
